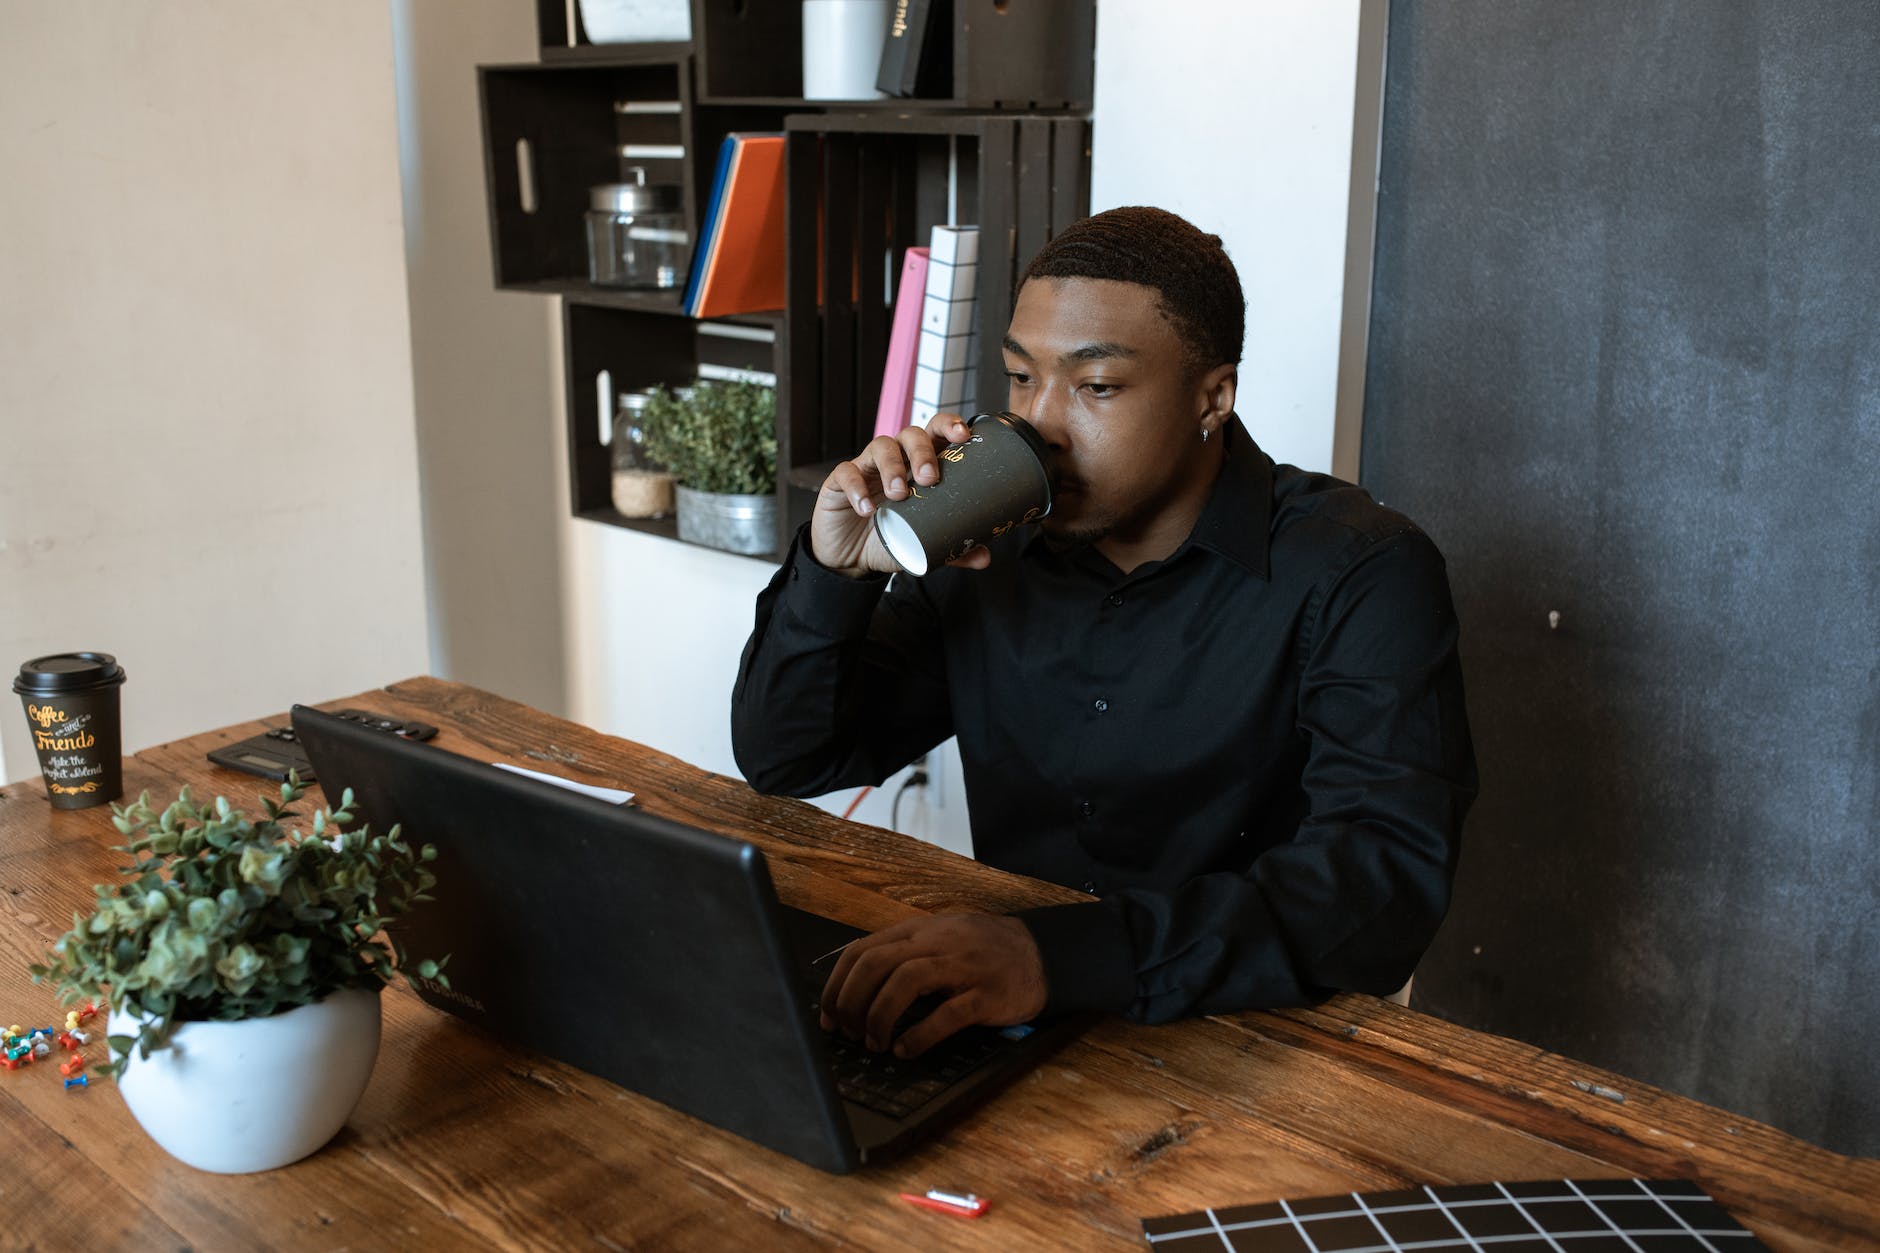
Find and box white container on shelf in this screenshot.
[802,0,892,100]
[577,0,691,44]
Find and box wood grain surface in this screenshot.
[0,677,1872,1252]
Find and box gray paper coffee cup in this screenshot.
[873,412,1056,576]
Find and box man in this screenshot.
[732,206,1476,1061]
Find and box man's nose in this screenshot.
[1011,389,1070,452]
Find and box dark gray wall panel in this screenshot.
[1360,1,1880,1156]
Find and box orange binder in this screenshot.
[686,134,787,318]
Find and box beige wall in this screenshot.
[0,2,428,782]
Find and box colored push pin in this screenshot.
[65,1075,88,1090]
[71,1030,90,1045]
[64,1012,80,1031]
[57,1032,78,1051]
[898,1189,991,1219]
[60,1056,86,1077]
[78,1001,98,1023]
[5,1025,20,1040]
[32,1040,50,1059]
[2,1056,23,1072]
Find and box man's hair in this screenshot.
[1020,206,1245,377]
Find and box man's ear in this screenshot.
[1197,363,1238,437]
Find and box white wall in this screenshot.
[392,0,568,717]
[1091,0,1365,475]
[558,1,1369,854]
[0,2,428,784]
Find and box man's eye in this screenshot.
[1084,382,1118,398]
[1004,370,1033,386]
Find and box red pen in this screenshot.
[899,1188,991,1218]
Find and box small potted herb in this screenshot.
[640,379,779,555]
[29,775,443,1173]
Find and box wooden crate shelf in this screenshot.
[483,1,1093,558]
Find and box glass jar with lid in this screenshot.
[586,168,688,289]
[611,391,676,519]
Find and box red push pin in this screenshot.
[1,1056,23,1072]
[77,1000,98,1023]
[57,1032,78,1051]
[60,1055,85,1077]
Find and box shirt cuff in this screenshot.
[1015,900,1137,1017]
[777,524,891,640]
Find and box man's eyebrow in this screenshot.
[1063,341,1137,364]
[1001,335,1139,365]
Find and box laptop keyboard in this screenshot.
[785,908,1034,1121]
[821,1024,1017,1119]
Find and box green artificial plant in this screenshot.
[640,379,778,496]
[29,775,445,1078]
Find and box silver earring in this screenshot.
[1200,427,1211,443]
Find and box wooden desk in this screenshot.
[0,678,1872,1250]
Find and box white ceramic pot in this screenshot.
[803,0,893,100]
[115,987,382,1174]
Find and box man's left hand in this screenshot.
[819,914,1048,1058]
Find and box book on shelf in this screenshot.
[877,0,953,98]
[682,133,787,319]
[874,246,930,438]
[911,224,979,425]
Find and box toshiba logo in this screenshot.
[414,975,486,1015]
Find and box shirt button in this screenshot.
[1084,881,1097,894]
[1108,592,1125,607]
[1093,698,1108,713]
[1080,800,1095,817]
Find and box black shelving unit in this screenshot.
[483,0,1094,559]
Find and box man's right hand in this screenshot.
[812,413,991,577]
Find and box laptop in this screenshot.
[291,704,1089,1173]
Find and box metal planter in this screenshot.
[675,485,777,556]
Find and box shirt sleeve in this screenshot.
[731,526,957,797]
[1016,529,1478,1022]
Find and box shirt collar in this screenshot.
[1186,415,1272,579]
[1019,415,1274,579]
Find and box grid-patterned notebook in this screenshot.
[1141,1178,1768,1252]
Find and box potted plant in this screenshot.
[29,775,443,1174]
[640,379,779,556]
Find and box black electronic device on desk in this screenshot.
[207,709,437,782]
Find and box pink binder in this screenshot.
[874,246,930,439]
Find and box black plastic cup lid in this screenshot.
[13,652,126,696]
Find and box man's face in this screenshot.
[1001,276,1225,554]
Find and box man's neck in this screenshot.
[1094,445,1227,575]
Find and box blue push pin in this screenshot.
[64,1075,88,1090]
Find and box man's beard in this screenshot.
[1039,509,1113,551]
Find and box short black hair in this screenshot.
[1020,206,1245,377]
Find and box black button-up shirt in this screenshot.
[731,419,1476,1022]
